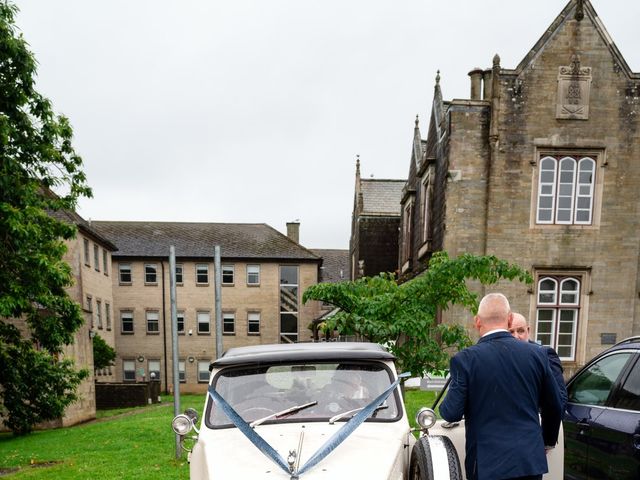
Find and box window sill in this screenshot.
[119,282,132,286]
[146,331,160,335]
[222,283,235,287]
[104,272,109,277]
[197,332,211,336]
[121,331,135,335]
[248,332,261,336]
[196,283,210,287]
[223,332,236,336]
[247,283,260,287]
[144,282,158,286]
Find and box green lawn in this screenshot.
[0,390,437,479]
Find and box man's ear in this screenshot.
[507,312,513,329]
[474,315,481,331]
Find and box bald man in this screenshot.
[510,313,568,412]
[440,293,563,480]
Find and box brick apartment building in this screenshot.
[396,0,640,375]
[92,221,322,393]
[54,210,117,425]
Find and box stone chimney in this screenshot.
[468,67,484,100]
[286,222,300,243]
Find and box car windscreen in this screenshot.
[205,361,401,428]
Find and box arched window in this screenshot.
[535,275,581,361]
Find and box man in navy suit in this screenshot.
[439,293,563,480]
[509,312,568,413]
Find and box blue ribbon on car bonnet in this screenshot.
[207,387,291,475]
[208,372,409,478]
[297,372,410,475]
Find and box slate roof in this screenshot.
[360,179,405,216]
[311,249,349,283]
[50,209,118,251]
[92,221,321,261]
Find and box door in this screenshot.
[564,351,635,479]
[586,356,640,479]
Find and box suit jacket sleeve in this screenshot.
[546,347,568,413]
[439,353,467,423]
[539,353,563,447]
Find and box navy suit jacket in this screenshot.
[439,331,563,480]
[530,340,568,413]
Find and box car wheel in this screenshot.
[409,435,462,480]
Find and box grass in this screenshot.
[0,395,204,480]
[0,390,438,479]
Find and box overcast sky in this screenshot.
[14,0,640,249]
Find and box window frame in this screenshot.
[146,310,160,334]
[197,360,211,383]
[148,359,161,382]
[178,360,186,383]
[176,311,185,335]
[535,274,582,361]
[96,299,103,329]
[279,265,299,343]
[119,263,132,284]
[83,238,90,266]
[222,312,235,335]
[123,360,136,382]
[197,310,211,335]
[222,264,235,285]
[103,250,109,276]
[196,264,209,285]
[105,302,111,330]
[246,264,260,286]
[93,245,100,272]
[144,263,158,285]
[534,152,600,227]
[248,311,261,335]
[175,263,183,285]
[121,310,134,334]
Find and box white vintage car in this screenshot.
[172,342,462,479]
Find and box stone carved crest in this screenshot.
[556,54,592,120]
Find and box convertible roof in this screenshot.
[212,342,395,367]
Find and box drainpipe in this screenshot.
[161,261,168,394]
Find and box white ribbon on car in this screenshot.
[208,372,410,478]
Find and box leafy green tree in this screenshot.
[303,252,532,376]
[0,2,92,435]
[92,334,116,371]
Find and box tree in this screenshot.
[303,252,532,376]
[0,2,92,435]
[92,334,116,371]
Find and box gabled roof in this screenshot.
[311,249,349,283]
[50,209,118,251]
[511,0,638,79]
[92,221,321,261]
[359,179,405,216]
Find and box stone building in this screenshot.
[93,220,322,393]
[54,209,117,425]
[349,158,405,280]
[398,0,640,375]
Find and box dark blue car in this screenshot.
[564,336,640,479]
